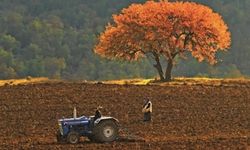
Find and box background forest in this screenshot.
[0,0,249,80]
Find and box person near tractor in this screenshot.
[142,99,152,122]
[94,106,102,121]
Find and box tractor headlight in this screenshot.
[58,121,63,135]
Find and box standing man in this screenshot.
[142,99,152,122]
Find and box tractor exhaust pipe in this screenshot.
[73,107,77,119]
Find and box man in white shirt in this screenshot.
[142,99,152,122]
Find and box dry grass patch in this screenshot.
[0,77,49,86]
[103,77,250,87]
[103,78,153,85]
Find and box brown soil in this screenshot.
[0,80,249,149]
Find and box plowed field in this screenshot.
[0,79,250,149]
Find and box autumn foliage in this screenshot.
[95,1,231,81]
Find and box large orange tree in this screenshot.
[95,1,231,81]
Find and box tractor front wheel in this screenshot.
[67,131,80,144]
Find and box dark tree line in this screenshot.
[0,0,249,80]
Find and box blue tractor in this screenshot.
[57,107,119,144]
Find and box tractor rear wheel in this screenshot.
[67,131,80,144]
[93,120,118,142]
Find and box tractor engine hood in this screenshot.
[58,116,90,125]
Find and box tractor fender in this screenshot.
[94,117,119,126]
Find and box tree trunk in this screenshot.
[165,59,173,82]
[152,52,164,81]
